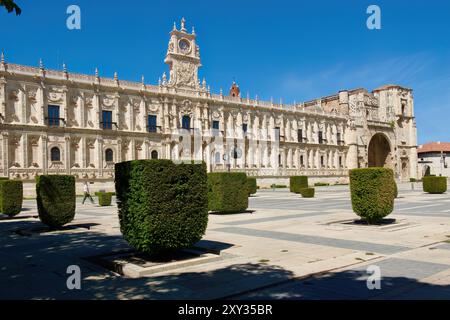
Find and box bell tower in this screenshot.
[164,18,202,90]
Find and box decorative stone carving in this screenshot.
[48,91,64,102]
[8,90,19,101]
[102,95,116,108]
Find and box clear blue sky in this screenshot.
[1,0,449,144]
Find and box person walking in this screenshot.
[82,181,94,204]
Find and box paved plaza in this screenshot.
[1,183,450,299]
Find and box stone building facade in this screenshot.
[417,142,450,178]
[0,18,418,185]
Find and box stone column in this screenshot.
[130,139,136,160]
[80,136,87,168]
[62,87,68,126]
[65,135,71,175]
[287,148,292,168]
[79,94,85,128]
[117,138,122,163]
[38,85,45,125]
[42,134,48,175]
[97,136,103,177]
[128,101,134,131]
[93,92,101,129]
[315,149,320,169]
[205,143,211,172]
[163,100,170,132]
[22,133,28,169]
[0,77,6,121]
[2,132,9,177]
[140,98,146,133]
[346,126,358,169]
[144,140,150,159]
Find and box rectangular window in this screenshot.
[147,115,157,132]
[339,156,342,167]
[298,129,303,142]
[243,123,248,135]
[318,131,323,144]
[337,132,341,143]
[182,115,191,130]
[47,105,60,127]
[320,156,324,167]
[212,120,220,130]
[275,127,281,141]
[300,155,304,166]
[102,110,113,129]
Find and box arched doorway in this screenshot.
[368,133,392,168]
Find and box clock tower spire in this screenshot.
[164,18,202,91]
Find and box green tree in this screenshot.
[1,0,21,15]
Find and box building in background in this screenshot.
[0,18,418,187]
[417,142,450,177]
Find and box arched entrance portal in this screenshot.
[368,133,392,168]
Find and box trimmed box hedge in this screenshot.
[290,176,308,193]
[0,177,9,181]
[115,159,208,255]
[300,187,315,198]
[247,177,257,196]
[0,180,23,217]
[349,168,396,224]
[36,175,76,228]
[208,172,248,213]
[423,176,447,194]
[98,192,112,206]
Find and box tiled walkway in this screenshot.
[1,183,449,299]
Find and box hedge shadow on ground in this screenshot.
[232,269,450,300]
[209,209,256,215]
[1,219,449,300]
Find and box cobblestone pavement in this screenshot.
[1,183,449,299]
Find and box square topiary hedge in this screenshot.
[423,176,447,194]
[98,192,112,206]
[208,172,248,213]
[0,180,23,217]
[247,177,257,196]
[290,176,308,193]
[349,168,396,224]
[36,175,76,228]
[115,159,208,255]
[300,187,315,198]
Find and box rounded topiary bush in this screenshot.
[115,160,208,255]
[349,168,396,224]
[247,177,257,196]
[290,176,308,193]
[36,175,76,228]
[423,176,447,194]
[300,187,315,198]
[0,180,23,217]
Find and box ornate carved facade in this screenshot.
[0,19,418,182]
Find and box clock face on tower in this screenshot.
[178,39,191,54]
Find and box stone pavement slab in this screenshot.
[1,183,449,299]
